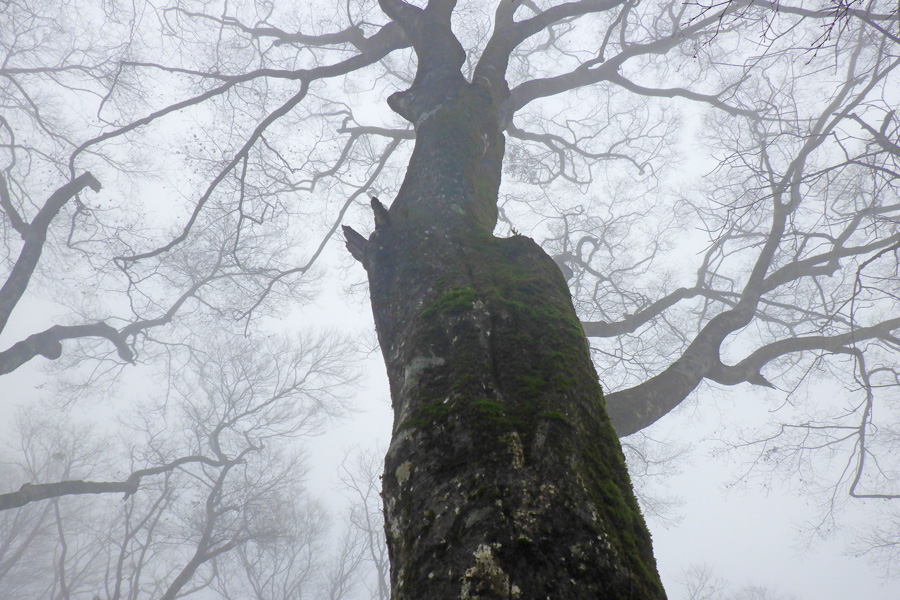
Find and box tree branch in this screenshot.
[849,112,900,157]
[582,286,705,338]
[0,173,101,334]
[113,20,408,266]
[164,7,373,49]
[606,306,754,436]
[0,172,27,236]
[475,0,625,106]
[502,4,741,119]
[0,455,230,511]
[0,322,133,376]
[606,72,760,119]
[707,316,900,387]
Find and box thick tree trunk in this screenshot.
[348,82,665,599]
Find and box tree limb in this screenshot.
[0,322,133,376]
[0,455,230,511]
[0,173,101,334]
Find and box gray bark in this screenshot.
[346,11,665,591]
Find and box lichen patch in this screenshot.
[459,543,519,599]
[504,432,525,469]
[396,461,413,486]
[403,353,446,391]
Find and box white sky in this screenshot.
[2,2,898,597]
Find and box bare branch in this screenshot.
[0,322,133,375]
[0,456,230,511]
[0,173,101,334]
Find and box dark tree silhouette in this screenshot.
[2,0,900,595]
[340,1,663,596]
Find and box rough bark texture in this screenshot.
[350,81,665,599]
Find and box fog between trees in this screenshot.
[1,0,899,598]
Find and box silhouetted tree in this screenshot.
[0,333,355,599]
[2,0,899,594]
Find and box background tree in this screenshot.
[1,0,899,596]
[335,447,391,600]
[0,413,108,598]
[0,331,357,599]
[675,563,799,600]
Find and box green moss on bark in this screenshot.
[365,83,664,599]
[386,230,662,597]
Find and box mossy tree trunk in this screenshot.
[343,2,665,598]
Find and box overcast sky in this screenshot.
[2,2,899,597]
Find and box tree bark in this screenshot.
[348,80,665,599]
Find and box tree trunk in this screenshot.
[348,82,665,599]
